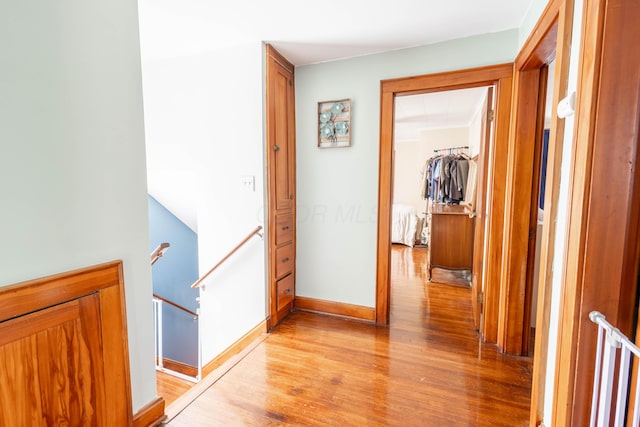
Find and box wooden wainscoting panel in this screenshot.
[0,261,121,322]
[0,261,133,426]
[0,298,100,426]
[133,397,166,427]
[100,282,133,426]
[295,296,376,321]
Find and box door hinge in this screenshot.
[289,79,293,86]
[487,109,495,122]
[477,291,484,305]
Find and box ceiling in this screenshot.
[394,87,489,143]
[137,0,535,65]
[138,1,536,231]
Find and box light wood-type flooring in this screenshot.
[157,370,193,408]
[161,245,532,426]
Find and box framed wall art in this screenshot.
[318,99,351,148]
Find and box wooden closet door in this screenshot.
[266,44,296,328]
[271,59,296,212]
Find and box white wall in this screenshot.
[141,44,266,363]
[295,30,518,307]
[393,128,469,215]
[0,0,155,413]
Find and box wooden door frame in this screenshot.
[498,0,575,423]
[552,0,640,424]
[498,0,573,358]
[376,64,513,325]
[471,86,494,330]
[481,70,514,344]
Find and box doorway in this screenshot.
[376,64,514,333]
[390,87,492,320]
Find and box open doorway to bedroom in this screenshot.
[390,86,492,326]
[375,64,514,334]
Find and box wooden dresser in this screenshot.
[426,204,474,284]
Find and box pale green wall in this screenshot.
[0,1,155,412]
[295,30,518,307]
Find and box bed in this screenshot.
[392,204,419,247]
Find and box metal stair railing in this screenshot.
[589,311,640,426]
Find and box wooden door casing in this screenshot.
[552,0,640,424]
[471,87,494,330]
[505,0,575,423]
[377,64,514,326]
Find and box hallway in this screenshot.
[163,246,532,426]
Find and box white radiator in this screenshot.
[589,311,640,426]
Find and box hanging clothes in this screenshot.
[420,150,470,205]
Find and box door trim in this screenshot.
[552,0,640,424]
[471,86,494,330]
[506,0,575,423]
[376,64,513,324]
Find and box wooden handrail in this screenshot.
[153,293,198,318]
[150,242,170,265]
[191,225,263,288]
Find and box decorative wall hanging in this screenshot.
[318,99,351,148]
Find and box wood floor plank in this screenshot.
[167,246,531,426]
[156,371,193,408]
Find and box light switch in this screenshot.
[241,175,255,192]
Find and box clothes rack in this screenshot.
[433,145,470,155]
[421,147,471,204]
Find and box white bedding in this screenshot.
[392,204,418,247]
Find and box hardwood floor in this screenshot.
[157,370,194,408]
[164,246,532,426]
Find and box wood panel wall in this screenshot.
[0,261,151,426]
